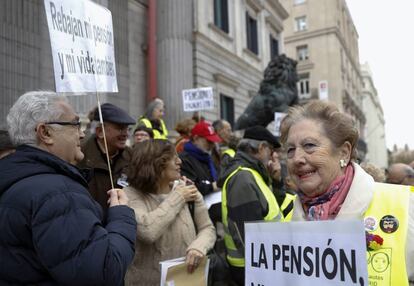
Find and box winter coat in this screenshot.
[218,151,274,242]
[292,163,414,285]
[78,135,132,215]
[180,149,216,196]
[0,145,136,285]
[124,187,216,286]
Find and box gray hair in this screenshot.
[212,119,225,132]
[237,138,264,154]
[145,98,164,119]
[7,91,68,146]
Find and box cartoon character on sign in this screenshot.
[371,252,390,273]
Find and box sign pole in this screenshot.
[96,92,115,190]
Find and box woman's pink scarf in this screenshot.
[299,164,354,220]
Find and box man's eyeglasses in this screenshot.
[45,120,84,131]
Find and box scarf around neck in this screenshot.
[183,141,218,181]
[299,164,354,220]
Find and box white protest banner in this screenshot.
[274,112,286,136]
[319,80,329,100]
[182,87,214,112]
[44,0,118,93]
[245,220,368,286]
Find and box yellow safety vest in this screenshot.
[222,166,283,267]
[364,183,410,286]
[138,117,168,140]
[280,192,296,221]
[222,148,236,158]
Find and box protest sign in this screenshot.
[44,0,118,92]
[245,220,368,286]
[182,87,214,112]
[319,80,329,100]
[274,112,286,136]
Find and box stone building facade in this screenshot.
[0,0,148,129]
[1,0,289,134]
[158,0,289,129]
[361,63,387,168]
[280,0,365,139]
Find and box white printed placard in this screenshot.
[44,0,118,93]
[319,80,329,100]
[182,87,214,112]
[274,112,286,136]
[245,220,368,286]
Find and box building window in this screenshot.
[295,16,307,31]
[214,0,229,33]
[269,35,279,59]
[297,74,310,98]
[296,45,309,61]
[220,94,234,127]
[246,12,258,55]
[294,0,306,4]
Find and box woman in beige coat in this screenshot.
[124,140,216,286]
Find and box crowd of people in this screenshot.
[0,90,412,285]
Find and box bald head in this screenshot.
[386,163,414,186]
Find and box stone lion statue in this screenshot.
[234,54,299,130]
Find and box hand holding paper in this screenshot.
[186,249,204,273]
[160,256,210,286]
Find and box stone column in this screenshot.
[157,0,194,132]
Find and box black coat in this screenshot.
[78,135,132,216]
[179,150,215,196]
[0,145,136,285]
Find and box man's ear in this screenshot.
[95,125,104,139]
[259,142,268,151]
[36,124,54,145]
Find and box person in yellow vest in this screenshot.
[268,151,297,221]
[212,119,233,150]
[137,98,168,140]
[220,125,285,285]
[212,119,235,160]
[280,100,414,286]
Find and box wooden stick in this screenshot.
[96,93,115,189]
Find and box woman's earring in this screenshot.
[339,159,347,168]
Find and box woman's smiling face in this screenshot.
[285,119,345,197]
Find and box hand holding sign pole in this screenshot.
[95,94,114,189]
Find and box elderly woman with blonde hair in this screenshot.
[280,100,413,285]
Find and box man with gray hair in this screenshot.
[79,102,136,214]
[219,125,285,285]
[0,91,136,285]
